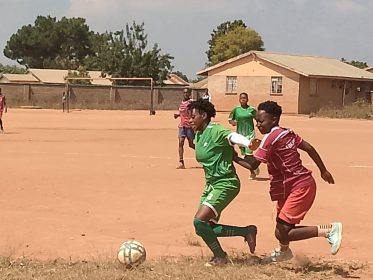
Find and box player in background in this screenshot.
[0,88,7,133]
[229,92,259,179]
[201,89,211,102]
[188,98,257,266]
[234,100,342,263]
[174,88,195,169]
[62,91,67,112]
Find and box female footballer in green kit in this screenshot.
[229,92,259,179]
[188,99,257,266]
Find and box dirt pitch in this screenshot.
[0,109,372,269]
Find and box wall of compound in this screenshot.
[0,83,198,111]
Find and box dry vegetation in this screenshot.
[0,255,367,280]
[311,100,373,120]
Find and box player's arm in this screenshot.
[228,132,261,170]
[173,113,180,119]
[233,151,260,171]
[228,109,237,126]
[298,140,335,184]
[4,98,7,113]
[228,119,237,126]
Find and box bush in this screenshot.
[313,100,373,120]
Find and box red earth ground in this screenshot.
[0,109,372,270]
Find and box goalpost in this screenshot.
[110,77,154,115]
[64,77,154,114]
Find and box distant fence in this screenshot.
[0,83,203,111]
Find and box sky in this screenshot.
[0,0,372,79]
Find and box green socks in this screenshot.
[194,218,226,258]
[212,223,249,237]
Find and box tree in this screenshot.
[4,16,94,69]
[85,22,173,85]
[0,63,27,74]
[206,20,264,66]
[341,58,368,69]
[65,66,91,85]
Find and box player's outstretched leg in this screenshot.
[211,223,257,254]
[318,222,343,255]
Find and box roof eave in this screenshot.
[308,74,373,81]
[196,51,255,76]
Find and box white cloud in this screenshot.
[324,0,364,13]
[67,0,122,18]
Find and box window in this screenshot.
[271,77,282,94]
[310,78,318,96]
[226,76,237,93]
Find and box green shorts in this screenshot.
[239,131,256,156]
[199,178,240,223]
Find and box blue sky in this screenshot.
[1,0,372,78]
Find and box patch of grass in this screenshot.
[0,255,367,280]
[184,232,202,247]
[311,100,373,120]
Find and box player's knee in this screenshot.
[275,227,283,241]
[193,218,210,237]
[275,220,292,241]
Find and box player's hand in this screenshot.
[321,170,335,184]
[249,138,261,151]
[232,150,239,159]
[173,113,179,119]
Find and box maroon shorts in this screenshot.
[277,180,317,225]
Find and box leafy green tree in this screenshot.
[206,20,264,66]
[4,16,94,69]
[341,58,368,69]
[65,66,91,85]
[0,63,27,74]
[85,22,173,85]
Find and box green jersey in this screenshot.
[229,106,256,137]
[195,122,238,184]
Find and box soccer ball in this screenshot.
[117,240,146,268]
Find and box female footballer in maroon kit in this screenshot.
[235,100,342,263]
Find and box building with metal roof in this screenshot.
[197,51,373,113]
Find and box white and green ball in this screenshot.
[117,240,146,268]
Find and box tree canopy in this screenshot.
[0,63,27,74]
[4,16,93,69]
[4,17,174,85]
[85,22,173,85]
[341,58,368,69]
[206,20,264,66]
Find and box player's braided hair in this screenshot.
[188,99,216,119]
[258,101,282,118]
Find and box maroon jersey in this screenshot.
[0,95,5,111]
[254,127,314,201]
[178,99,192,128]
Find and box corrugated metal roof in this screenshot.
[365,66,373,73]
[191,78,208,89]
[163,74,189,85]
[0,73,40,83]
[29,69,112,85]
[197,51,373,80]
